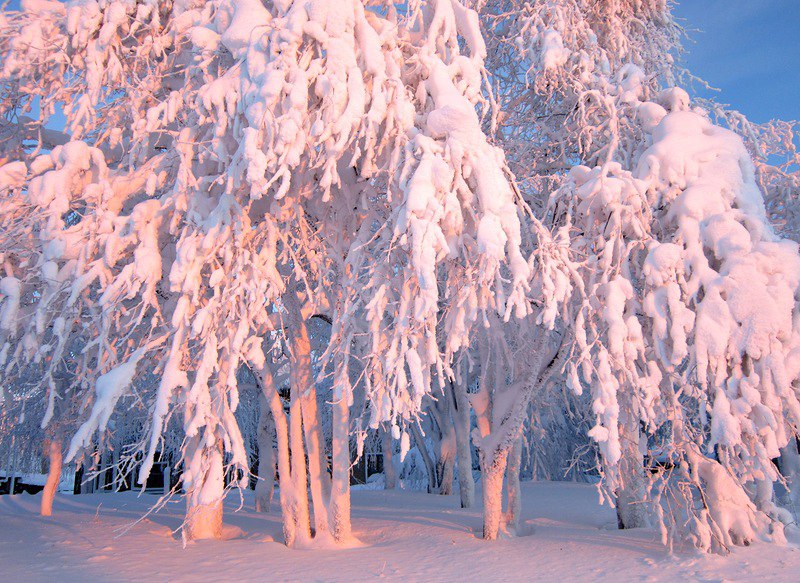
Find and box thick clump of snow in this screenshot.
[66,347,149,462]
[551,95,800,550]
[0,276,21,334]
[1,484,798,582]
[637,109,800,466]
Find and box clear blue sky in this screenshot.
[674,0,800,123]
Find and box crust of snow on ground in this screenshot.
[1,482,798,582]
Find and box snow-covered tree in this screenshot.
[0,0,571,545]
[1,0,798,558]
[481,0,681,206]
[469,0,800,552]
[552,102,800,551]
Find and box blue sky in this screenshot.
[674,0,800,123]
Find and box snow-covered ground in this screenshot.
[1,482,798,582]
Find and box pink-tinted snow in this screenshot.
[1,482,797,582]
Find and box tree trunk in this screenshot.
[277,382,310,545]
[255,394,276,513]
[437,444,455,496]
[329,389,352,542]
[40,438,62,517]
[481,447,509,540]
[616,422,648,529]
[754,477,776,512]
[381,426,397,490]
[163,462,171,497]
[183,437,224,541]
[289,368,313,545]
[93,453,102,492]
[7,439,17,495]
[451,377,474,508]
[410,423,437,493]
[780,438,800,508]
[80,458,93,495]
[434,395,456,496]
[290,317,331,539]
[102,449,114,491]
[111,448,121,491]
[252,356,311,547]
[504,437,522,534]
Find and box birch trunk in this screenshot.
[481,447,509,540]
[410,423,437,493]
[437,441,455,496]
[111,448,121,491]
[434,395,456,496]
[80,460,92,494]
[289,369,313,544]
[163,462,171,496]
[273,391,302,544]
[40,438,62,517]
[255,394,276,513]
[616,421,648,529]
[100,450,112,491]
[252,356,311,546]
[184,437,224,541]
[450,377,474,508]
[381,426,397,490]
[754,477,776,514]
[504,437,522,534]
[329,390,351,542]
[781,438,800,508]
[290,315,331,538]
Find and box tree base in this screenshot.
[185,501,223,541]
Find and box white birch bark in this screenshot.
[251,355,312,546]
[410,423,438,493]
[381,426,397,490]
[289,374,313,544]
[162,462,171,497]
[451,374,474,508]
[287,304,332,540]
[255,393,276,513]
[504,436,522,534]
[40,438,62,517]
[329,390,352,542]
[183,438,224,541]
[780,439,800,508]
[481,447,509,540]
[616,415,648,529]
